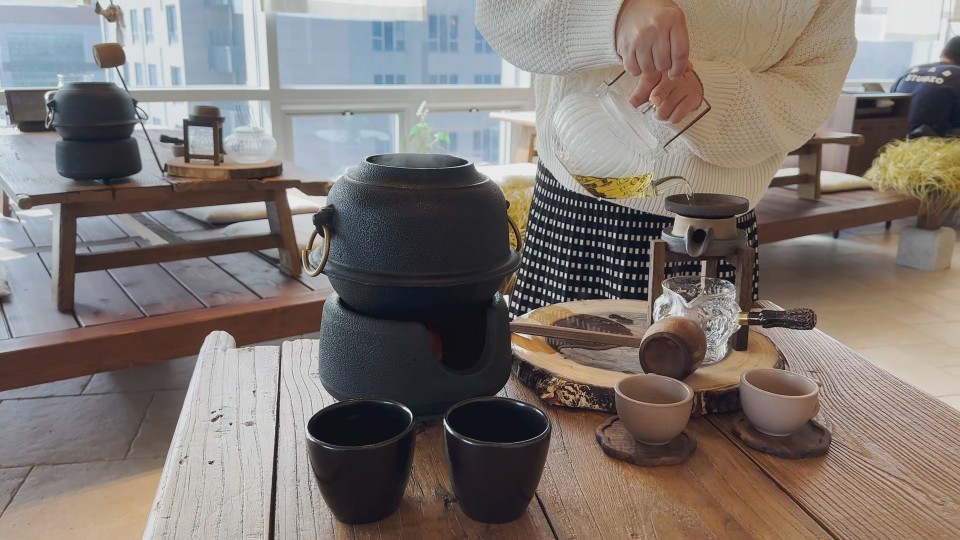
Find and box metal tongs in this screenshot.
[605,69,712,151]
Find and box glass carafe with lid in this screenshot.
[551,71,710,200]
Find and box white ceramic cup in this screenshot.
[740,368,820,436]
[614,374,693,445]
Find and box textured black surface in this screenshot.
[443,397,551,523]
[665,193,750,218]
[317,294,512,418]
[313,154,519,315]
[48,82,138,141]
[305,400,415,524]
[55,138,142,181]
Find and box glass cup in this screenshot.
[653,276,741,365]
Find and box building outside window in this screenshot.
[473,74,501,84]
[474,28,493,53]
[129,9,139,43]
[374,74,405,84]
[170,66,183,86]
[428,14,458,52]
[148,64,158,86]
[134,63,143,86]
[428,74,459,84]
[143,7,154,44]
[166,5,179,45]
[372,21,405,51]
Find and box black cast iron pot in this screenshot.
[46,82,139,141]
[303,153,522,319]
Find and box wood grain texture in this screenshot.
[709,307,960,539]
[265,189,301,276]
[596,416,697,466]
[74,234,282,273]
[504,381,830,539]
[51,204,77,311]
[39,248,144,326]
[2,253,78,337]
[160,257,260,308]
[274,339,556,539]
[512,299,785,416]
[165,157,283,180]
[209,252,312,299]
[144,332,281,540]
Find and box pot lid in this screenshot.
[347,154,486,189]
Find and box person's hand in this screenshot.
[615,0,689,80]
[627,66,703,124]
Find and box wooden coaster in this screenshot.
[732,413,831,459]
[595,416,697,467]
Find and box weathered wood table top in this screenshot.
[146,304,960,539]
[0,130,332,210]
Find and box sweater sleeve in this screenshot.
[676,0,857,169]
[475,0,624,75]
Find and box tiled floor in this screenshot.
[1,221,959,538]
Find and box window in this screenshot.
[374,74,406,84]
[130,9,140,43]
[428,74,459,84]
[429,15,458,52]
[134,63,143,86]
[166,5,179,45]
[475,29,493,54]
[144,8,154,44]
[292,113,399,178]
[428,15,459,52]
[372,22,405,52]
[473,74,501,84]
[170,66,183,86]
[148,64,158,86]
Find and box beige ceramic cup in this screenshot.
[740,368,820,436]
[614,374,693,445]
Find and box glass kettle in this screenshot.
[551,70,710,200]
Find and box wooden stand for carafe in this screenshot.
[646,240,756,352]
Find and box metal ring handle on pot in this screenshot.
[301,224,331,277]
[45,101,56,129]
[507,215,523,253]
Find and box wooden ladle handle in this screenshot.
[740,308,817,330]
[509,322,644,348]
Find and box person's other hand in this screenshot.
[615,0,689,80]
[628,66,703,124]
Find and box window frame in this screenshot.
[166,5,179,45]
[0,4,534,166]
[143,7,154,44]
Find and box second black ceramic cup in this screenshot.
[443,396,552,523]
[305,399,415,524]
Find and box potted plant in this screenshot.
[404,101,450,154]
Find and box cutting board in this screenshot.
[511,299,786,416]
[166,157,283,180]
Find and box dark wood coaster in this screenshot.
[595,416,697,467]
[732,413,831,459]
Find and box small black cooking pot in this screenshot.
[46,82,139,141]
[303,154,522,318]
[56,138,142,181]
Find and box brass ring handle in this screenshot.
[507,215,523,253]
[301,224,331,277]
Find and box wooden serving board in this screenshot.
[511,299,786,416]
[166,157,283,180]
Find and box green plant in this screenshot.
[404,101,450,153]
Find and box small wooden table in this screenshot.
[0,131,331,311]
[146,306,960,539]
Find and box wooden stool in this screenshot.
[647,239,756,351]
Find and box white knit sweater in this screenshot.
[477,0,857,215]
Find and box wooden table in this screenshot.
[145,308,960,539]
[0,131,331,311]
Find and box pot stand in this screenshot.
[647,239,756,352]
[595,416,696,466]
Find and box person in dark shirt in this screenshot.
[892,36,960,137]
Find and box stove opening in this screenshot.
[421,301,490,372]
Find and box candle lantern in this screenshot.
[182,105,224,165]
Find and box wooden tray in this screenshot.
[166,157,283,180]
[511,299,786,416]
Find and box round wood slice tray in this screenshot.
[511,299,786,416]
[166,157,283,180]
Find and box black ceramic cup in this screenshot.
[305,399,415,524]
[443,397,552,524]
